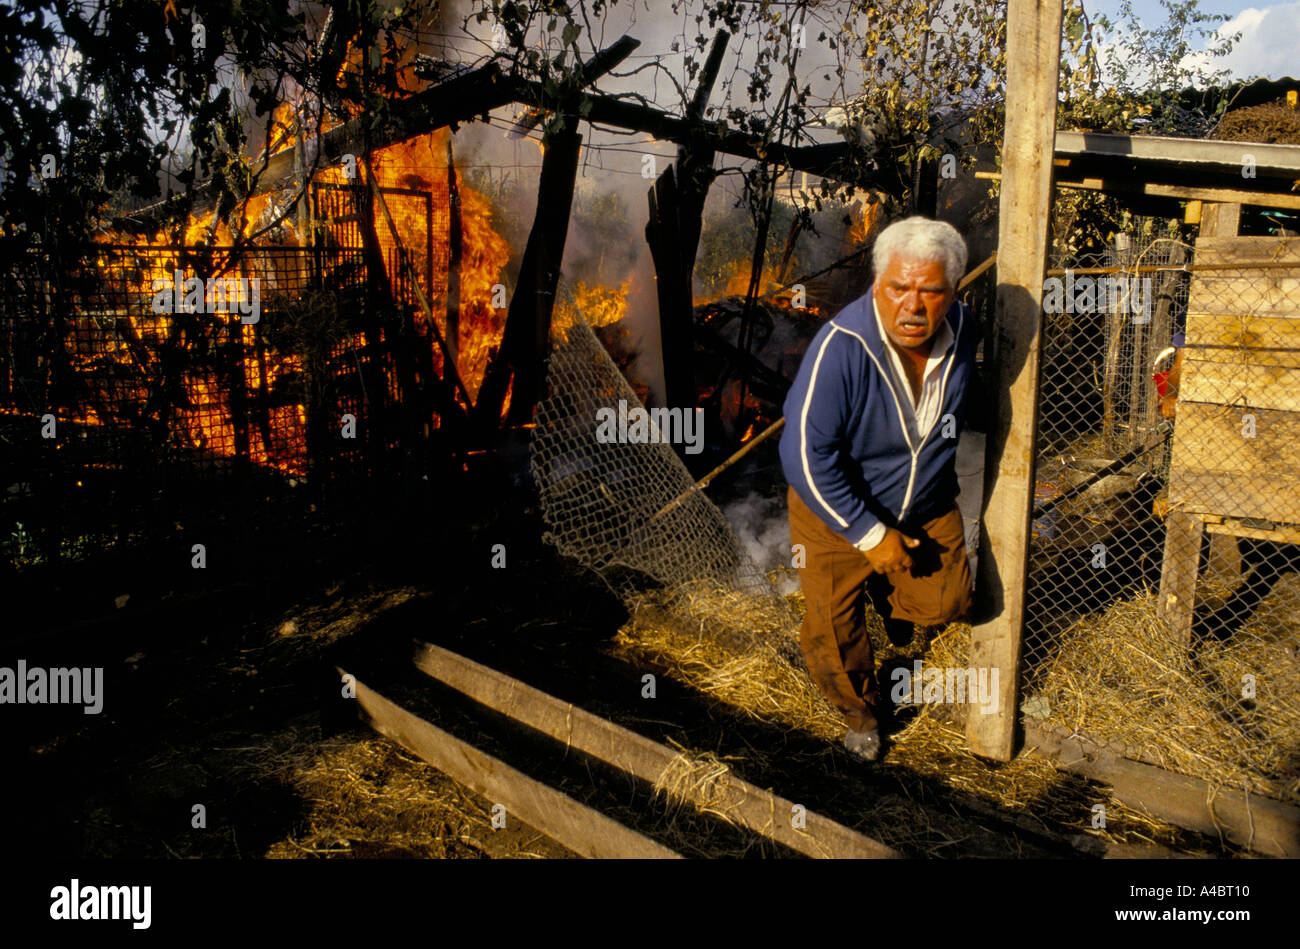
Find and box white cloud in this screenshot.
[1183,3,1300,82]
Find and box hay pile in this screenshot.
[613,579,1192,852]
[260,729,512,859]
[1214,98,1300,144]
[122,719,549,859]
[1018,588,1300,805]
[616,581,843,738]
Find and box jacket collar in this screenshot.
[831,286,964,450]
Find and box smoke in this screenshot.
[721,491,799,595]
[429,1,885,408]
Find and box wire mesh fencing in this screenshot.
[530,277,802,658]
[1,243,379,572]
[1019,227,1300,806]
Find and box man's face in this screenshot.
[873,255,956,352]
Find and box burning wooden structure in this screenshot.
[1,28,903,574]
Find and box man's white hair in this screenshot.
[872,216,968,288]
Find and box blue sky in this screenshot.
[1086,0,1300,80]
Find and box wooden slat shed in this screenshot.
[1160,222,1300,641]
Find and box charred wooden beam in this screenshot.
[644,30,728,417]
[505,35,642,137]
[137,37,889,223]
[646,169,696,413]
[446,137,462,368]
[912,154,939,216]
[140,39,640,222]
[130,61,513,220]
[475,124,584,428]
[551,88,890,194]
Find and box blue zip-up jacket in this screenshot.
[779,287,976,544]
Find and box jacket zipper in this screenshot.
[898,446,920,522]
[894,307,963,523]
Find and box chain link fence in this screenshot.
[530,278,802,658]
[1019,223,1300,806]
[1,244,378,572]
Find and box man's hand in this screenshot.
[864,528,922,573]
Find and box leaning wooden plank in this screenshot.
[342,668,681,859]
[411,640,899,858]
[967,0,1064,761]
[1022,720,1300,858]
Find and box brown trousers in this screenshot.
[788,486,974,732]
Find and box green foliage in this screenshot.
[0,0,442,260]
[836,0,1008,208]
[1058,0,1240,136]
[1053,0,1240,256]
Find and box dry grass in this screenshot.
[612,581,1196,851]
[260,729,507,859]
[1015,587,1300,805]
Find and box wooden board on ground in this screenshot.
[410,640,898,859]
[1168,402,1300,522]
[342,668,681,859]
[1022,719,1300,858]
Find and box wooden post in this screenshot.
[1159,512,1204,645]
[294,109,310,243]
[446,137,462,369]
[646,169,697,412]
[1199,202,1241,238]
[967,0,1063,761]
[912,155,939,216]
[475,123,583,428]
[645,30,726,417]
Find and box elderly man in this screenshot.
[779,216,977,762]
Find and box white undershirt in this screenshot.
[852,304,955,552]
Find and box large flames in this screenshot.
[312,125,511,400]
[570,278,630,329]
[87,117,511,477]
